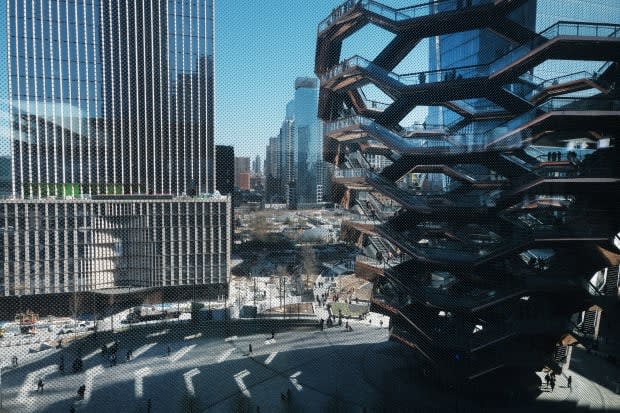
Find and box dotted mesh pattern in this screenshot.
[0,0,619,412]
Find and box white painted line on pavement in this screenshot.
[264,338,276,345]
[183,368,200,396]
[224,335,238,342]
[132,343,157,359]
[83,365,104,403]
[134,367,152,398]
[234,369,251,397]
[217,348,235,363]
[19,365,56,401]
[170,345,196,363]
[83,348,101,361]
[289,371,303,391]
[184,332,202,340]
[146,329,169,338]
[264,352,278,365]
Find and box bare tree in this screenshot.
[301,246,318,293]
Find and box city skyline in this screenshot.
[215,0,429,159]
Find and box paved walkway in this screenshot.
[0,318,618,412]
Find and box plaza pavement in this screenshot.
[0,317,617,412]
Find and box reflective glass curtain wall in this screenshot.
[6,0,215,199]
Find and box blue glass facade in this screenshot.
[3,0,215,198]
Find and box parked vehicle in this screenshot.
[126,305,181,322]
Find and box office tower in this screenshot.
[265,136,284,203]
[216,145,235,245]
[252,155,262,176]
[275,78,328,208]
[279,108,296,208]
[216,146,235,196]
[234,157,251,189]
[0,1,230,300]
[292,77,325,206]
[316,0,619,388]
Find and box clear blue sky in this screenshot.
[215,1,429,159]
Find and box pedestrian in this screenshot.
[345,321,349,331]
[547,152,552,161]
[550,378,555,392]
[126,350,131,361]
[37,378,44,392]
[59,362,64,374]
[567,375,572,389]
[167,345,171,356]
[249,344,253,353]
[544,373,550,388]
[271,330,275,339]
[77,384,85,400]
[380,319,383,328]
[12,355,18,368]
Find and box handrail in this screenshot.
[318,0,499,34]
[320,21,620,83]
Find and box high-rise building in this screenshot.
[234,157,251,189]
[216,146,235,196]
[0,1,230,299]
[265,136,285,203]
[252,155,262,176]
[316,0,619,389]
[272,78,329,208]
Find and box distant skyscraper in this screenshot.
[272,77,328,208]
[252,155,262,176]
[234,157,251,189]
[265,136,284,203]
[0,0,230,298]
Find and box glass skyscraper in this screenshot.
[0,1,229,297]
[272,77,328,208]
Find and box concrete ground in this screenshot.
[0,316,618,413]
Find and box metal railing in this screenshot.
[318,0,497,33]
[321,21,620,86]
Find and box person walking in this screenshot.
[271,330,275,339]
[249,344,253,354]
[37,378,44,392]
[567,375,572,389]
[77,384,85,400]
